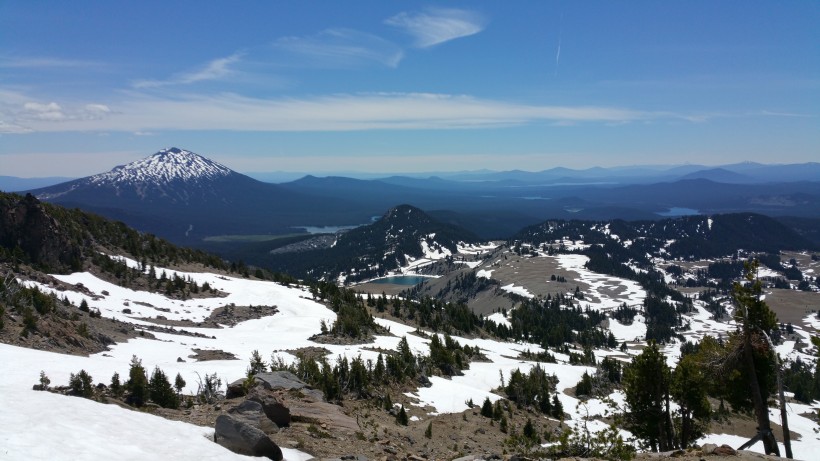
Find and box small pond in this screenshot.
[369,276,431,286]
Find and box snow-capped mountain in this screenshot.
[29,148,361,242]
[89,147,233,186]
[36,148,240,204]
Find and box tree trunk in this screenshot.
[743,335,780,456]
[777,360,793,459]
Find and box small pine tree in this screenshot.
[174,372,186,395]
[493,400,503,421]
[79,299,89,312]
[110,372,122,397]
[424,421,432,439]
[396,405,409,426]
[38,370,50,391]
[149,366,178,409]
[21,306,37,336]
[247,349,267,376]
[551,394,564,419]
[125,355,149,407]
[480,397,493,418]
[499,414,508,433]
[523,418,538,442]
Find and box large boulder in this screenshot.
[247,389,291,427]
[228,400,278,434]
[253,371,308,390]
[214,414,282,460]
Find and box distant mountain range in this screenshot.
[21,147,820,252]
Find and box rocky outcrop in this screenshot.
[0,193,82,272]
[247,388,291,427]
[214,414,282,460]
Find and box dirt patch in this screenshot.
[189,348,239,361]
[765,289,819,326]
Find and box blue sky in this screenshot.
[1,1,818,177]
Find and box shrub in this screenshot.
[69,370,94,398]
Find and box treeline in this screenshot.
[267,334,482,403]
[36,355,219,411]
[483,293,615,350]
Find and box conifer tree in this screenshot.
[480,397,493,418]
[149,366,178,409]
[125,355,149,407]
[174,372,186,396]
[623,342,673,452]
[396,405,408,426]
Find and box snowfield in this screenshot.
[3,255,820,460]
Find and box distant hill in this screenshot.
[514,212,818,261]
[679,168,752,183]
[0,191,226,274]
[28,148,364,243]
[266,204,480,282]
[0,176,76,192]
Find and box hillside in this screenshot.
[515,213,818,261]
[266,204,481,282]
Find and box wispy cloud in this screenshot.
[0,56,103,69]
[0,120,33,134]
[2,91,706,133]
[133,53,243,88]
[385,8,486,48]
[273,29,404,68]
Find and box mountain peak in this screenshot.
[95,148,233,186]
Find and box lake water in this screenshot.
[656,207,701,217]
[294,216,381,234]
[294,225,360,234]
[369,275,430,286]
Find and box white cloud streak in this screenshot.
[2,91,699,134]
[273,29,404,68]
[0,56,103,69]
[386,8,486,48]
[133,54,243,88]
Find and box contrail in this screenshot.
[555,13,563,76]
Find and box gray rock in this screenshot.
[214,414,283,460]
[701,443,718,454]
[226,377,248,399]
[254,371,308,391]
[228,400,278,434]
[248,389,291,427]
[713,444,737,456]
